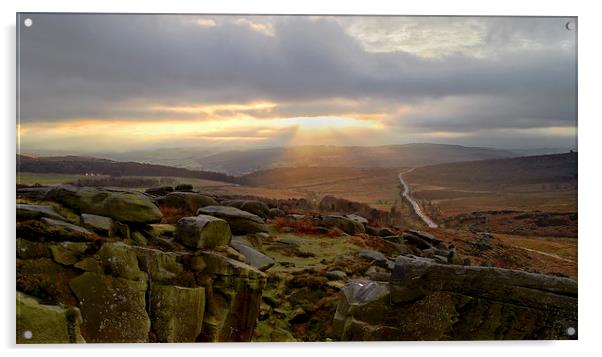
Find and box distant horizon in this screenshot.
[18,141,577,159]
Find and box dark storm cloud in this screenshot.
[18,14,576,142]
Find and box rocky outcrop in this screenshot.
[197,206,268,234]
[45,185,163,224]
[321,215,366,235]
[221,199,270,219]
[333,255,578,340]
[16,189,267,344]
[230,240,275,271]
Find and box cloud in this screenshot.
[17,14,577,151]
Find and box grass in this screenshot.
[240,167,403,210]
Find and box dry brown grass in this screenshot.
[273,217,319,235]
[159,206,186,224]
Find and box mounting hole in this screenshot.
[24,18,33,27]
[23,330,33,339]
[566,326,576,336]
[565,21,575,31]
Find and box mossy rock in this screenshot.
[17,219,100,243]
[16,291,85,344]
[157,192,218,215]
[197,206,268,235]
[176,215,232,249]
[69,272,150,343]
[17,239,50,259]
[132,246,183,282]
[50,242,93,266]
[45,185,163,224]
[149,285,205,342]
[80,213,113,236]
[17,204,66,222]
[75,242,147,281]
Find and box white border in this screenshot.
[2,1,600,356]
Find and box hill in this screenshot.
[404,152,577,189]
[402,152,578,222]
[194,144,516,175]
[17,155,239,183]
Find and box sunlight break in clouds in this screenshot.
[17,15,577,154]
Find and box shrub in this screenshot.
[159,206,186,224]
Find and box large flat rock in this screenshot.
[45,185,162,224]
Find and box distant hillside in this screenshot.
[17,155,239,183]
[405,152,577,189]
[195,144,516,175]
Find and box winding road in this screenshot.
[398,169,439,228]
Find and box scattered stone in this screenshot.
[366,226,395,237]
[358,250,387,263]
[197,205,268,234]
[402,230,437,250]
[326,270,347,280]
[222,199,270,219]
[345,214,368,226]
[17,204,65,222]
[287,214,306,221]
[268,208,286,218]
[321,215,366,235]
[231,241,275,271]
[176,215,232,249]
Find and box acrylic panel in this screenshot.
[16,13,577,343]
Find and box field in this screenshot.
[240,167,403,210]
[403,153,577,219]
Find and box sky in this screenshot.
[17,14,577,154]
